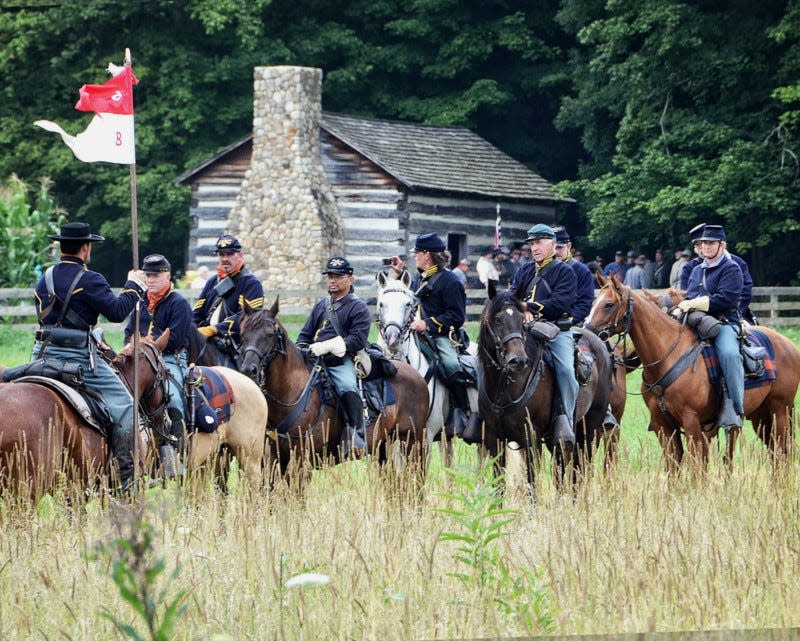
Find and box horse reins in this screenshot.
[114,343,170,432]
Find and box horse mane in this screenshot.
[241,305,282,334]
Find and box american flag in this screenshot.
[493,203,502,249]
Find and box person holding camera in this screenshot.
[193,234,264,369]
[510,224,579,446]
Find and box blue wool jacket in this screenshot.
[125,287,192,355]
[411,266,466,336]
[296,292,371,355]
[192,268,264,342]
[681,253,752,315]
[566,256,594,325]
[685,254,743,323]
[510,257,576,321]
[35,256,144,328]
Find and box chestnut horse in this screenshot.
[586,274,800,470]
[476,290,614,489]
[0,333,172,497]
[238,298,429,481]
[112,333,269,485]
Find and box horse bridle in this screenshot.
[114,343,170,429]
[377,285,418,356]
[242,319,286,391]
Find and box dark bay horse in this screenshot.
[476,290,613,488]
[586,274,800,470]
[238,298,429,482]
[186,324,230,367]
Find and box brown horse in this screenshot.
[586,274,800,470]
[475,290,614,489]
[238,299,429,482]
[112,333,269,486]
[0,333,172,497]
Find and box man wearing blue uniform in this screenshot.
[297,256,371,456]
[510,224,579,445]
[33,222,146,490]
[553,225,619,431]
[125,254,192,474]
[408,232,471,435]
[680,223,755,323]
[675,224,744,430]
[193,234,264,368]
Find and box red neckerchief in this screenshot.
[147,283,172,314]
[216,254,245,281]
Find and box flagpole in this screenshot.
[125,47,142,485]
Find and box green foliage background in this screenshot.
[1,0,798,283]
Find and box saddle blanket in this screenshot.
[321,378,397,424]
[192,367,235,432]
[702,328,777,390]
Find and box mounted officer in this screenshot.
[124,254,191,475]
[32,221,146,490]
[674,224,744,430]
[409,232,471,435]
[510,223,579,445]
[296,256,371,457]
[193,234,264,368]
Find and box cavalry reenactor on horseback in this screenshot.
[296,256,371,457]
[409,232,472,436]
[193,234,264,369]
[510,224,579,446]
[124,254,191,476]
[674,224,745,430]
[680,223,756,324]
[32,221,147,491]
[553,225,619,432]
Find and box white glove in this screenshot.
[127,269,147,291]
[309,336,347,357]
[677,296,710,314]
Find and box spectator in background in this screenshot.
[518,243,533,265]
[603,250,625,277]
[495,247,517,287]
[573,250,584,263]
[621,250,637,280]
[670,248,690,288]
[639,253,654,289]
[624,254,647,289]
[190,265,210,291]
[650,249,669,289]
[453,258,469,288]
[476,246,500,295]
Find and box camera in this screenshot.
[382,258,393,266]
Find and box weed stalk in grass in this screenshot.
[437,460,553,632]
[87,504,190,641]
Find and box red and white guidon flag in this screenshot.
[35,63,138,164]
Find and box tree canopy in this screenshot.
[1,0,797,283]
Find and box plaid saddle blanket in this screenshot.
[191,366,234,433]
[701,328,777,391]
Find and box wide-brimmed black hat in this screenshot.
[322,256,353,275]
[142,254,171,273]
[48,222,104,243]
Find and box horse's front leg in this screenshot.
[681,417,710,475]
[645,398,683,473]
[722,425,741,472]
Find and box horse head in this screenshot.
[585,273,633,341]
[240,297,285,386]
[376,272,417,355]
[112,329,171,427]
[477,290,529,374]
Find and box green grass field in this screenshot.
[0,322,799,639]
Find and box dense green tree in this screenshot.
[555,0,800,283]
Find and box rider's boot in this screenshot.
[446,373,470,438]
[461,412,483,445]
[109,423,136,493]
[341,391,367,458]
[160,408,185,478]
[552,414,576,449]
[716,384,743,432]
[603,404,619,430]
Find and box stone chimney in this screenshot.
[228,66,343,307]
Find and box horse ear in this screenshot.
[487,279,497,300]
[154,328,169,352]
[401,270,412,288]
[595,271,607,287]
[270,296,279,317]
[377,271,387,288]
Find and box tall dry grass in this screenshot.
[0,439,798,640]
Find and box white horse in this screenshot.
[376,271,478,451]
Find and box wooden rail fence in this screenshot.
[2,287,799,327]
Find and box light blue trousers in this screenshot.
[327,356,359,396]
[163,351,188,419]
[715,323,744,414]
[550,331,579,423]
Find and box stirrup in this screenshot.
[552,414,576,446]
[603,406,619,430]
